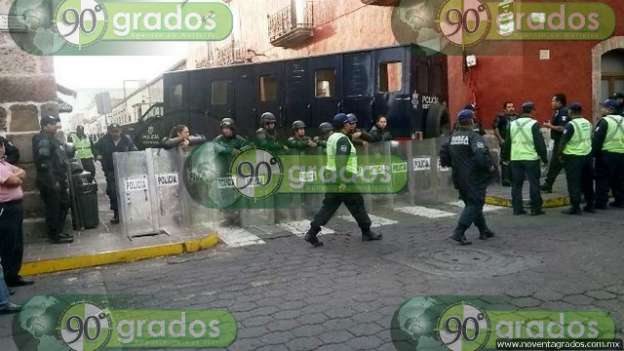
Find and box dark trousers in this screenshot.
[595,152,624,206]
[563,155,595,209]
[39,182,70,238]
[104,171,118,212]
[511,160,543,212]
[500,143,511,185]
[0,201,24,281]
[456,188,488,233]
[544,141,563,187]
[80,158,96,182]
[311,193,371,232]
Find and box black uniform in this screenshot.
[544,107,569,188]
[32,132,71,240]
[592,117,624,208]
[309,135,372,234]
[286,136,315,153]
[493,112,515,185]
[368,126,392,142]
[94,135,138,216]
[440,127,495,239]
[558,120,595,211]
[502,116,549,214]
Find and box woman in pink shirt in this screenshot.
[0,137,33,290]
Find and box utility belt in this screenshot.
[0,199,22,206]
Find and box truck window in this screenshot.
[211,80,230,106]
[315,69,336,98]
[379,62,402,93]
[259,75,278,102]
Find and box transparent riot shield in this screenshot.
[114,151,160,237]
[149,148,187,233]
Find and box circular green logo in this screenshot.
[55,0,107,48]
[436,0,491,47]
[230,148,283,199]
[58,301,112,351]
[436,302,490,351]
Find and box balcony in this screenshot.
[360,0,399,5]
[214,40,248,66]
[268,0,314,48]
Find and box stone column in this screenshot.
[1,0,59,221]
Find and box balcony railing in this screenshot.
[360,0,399,6]
[214,40,248,66]
[268,0,314,47]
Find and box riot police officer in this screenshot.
[558,103,595,215]
[313,122,334,150]
[255,112,287,152]
[32,116,74,243]
[593,99,624,209]
[440,109,496,246]
[503,102,548,216]
[213,118,248,226]
[286,121,317,153]
[69,125,96,181]
[304,113,382,247]
[94,124,138,224]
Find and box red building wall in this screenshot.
[449,0,624,127]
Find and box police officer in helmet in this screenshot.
[314,122,334,150]
[256,112,287,152]
[286,120,317,152]
[440,109,496,246]
[213,118,248,226]
[593,99,624,209]
[32,115,74,243]
[558,103,595,215]
[304,113,382,247]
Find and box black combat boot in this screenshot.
[304,227,323,247]
[362,229,382,242]
[451,226,471,246]
[110,210,120,224]
[561,207,582,215]
[530,209,545,216]
[479,229,496,240]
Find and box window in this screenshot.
[170,84,183,108]
[211,80,231,106]
[259,75,278,102]
[379,62,403,93]
[315,70,336,98]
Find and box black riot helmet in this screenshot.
[260,112,277,126]
[319,122,333,133]
[291,120,306,130]
[220,118,235,129]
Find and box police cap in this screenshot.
[569,102,582,113]
[41,115,60,127]
[601,99,618,111]
[332,113,357,128]
[457,109,475,121]
[108,123,121,130]
[521,101,535,113]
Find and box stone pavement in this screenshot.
[3,195,624,350]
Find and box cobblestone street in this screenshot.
[3,202,624,350]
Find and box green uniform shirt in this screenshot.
[602,115,624,153]
[510,117,539,161]
[70,134,94,159]
[326,132,357,174]
[563,118,592,156]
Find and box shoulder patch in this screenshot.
[476,141,485,149]
[339,144,348,152]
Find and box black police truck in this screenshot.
[131,44,448,148]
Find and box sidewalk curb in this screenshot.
[19,234,220,277]
[486,195,570,208]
